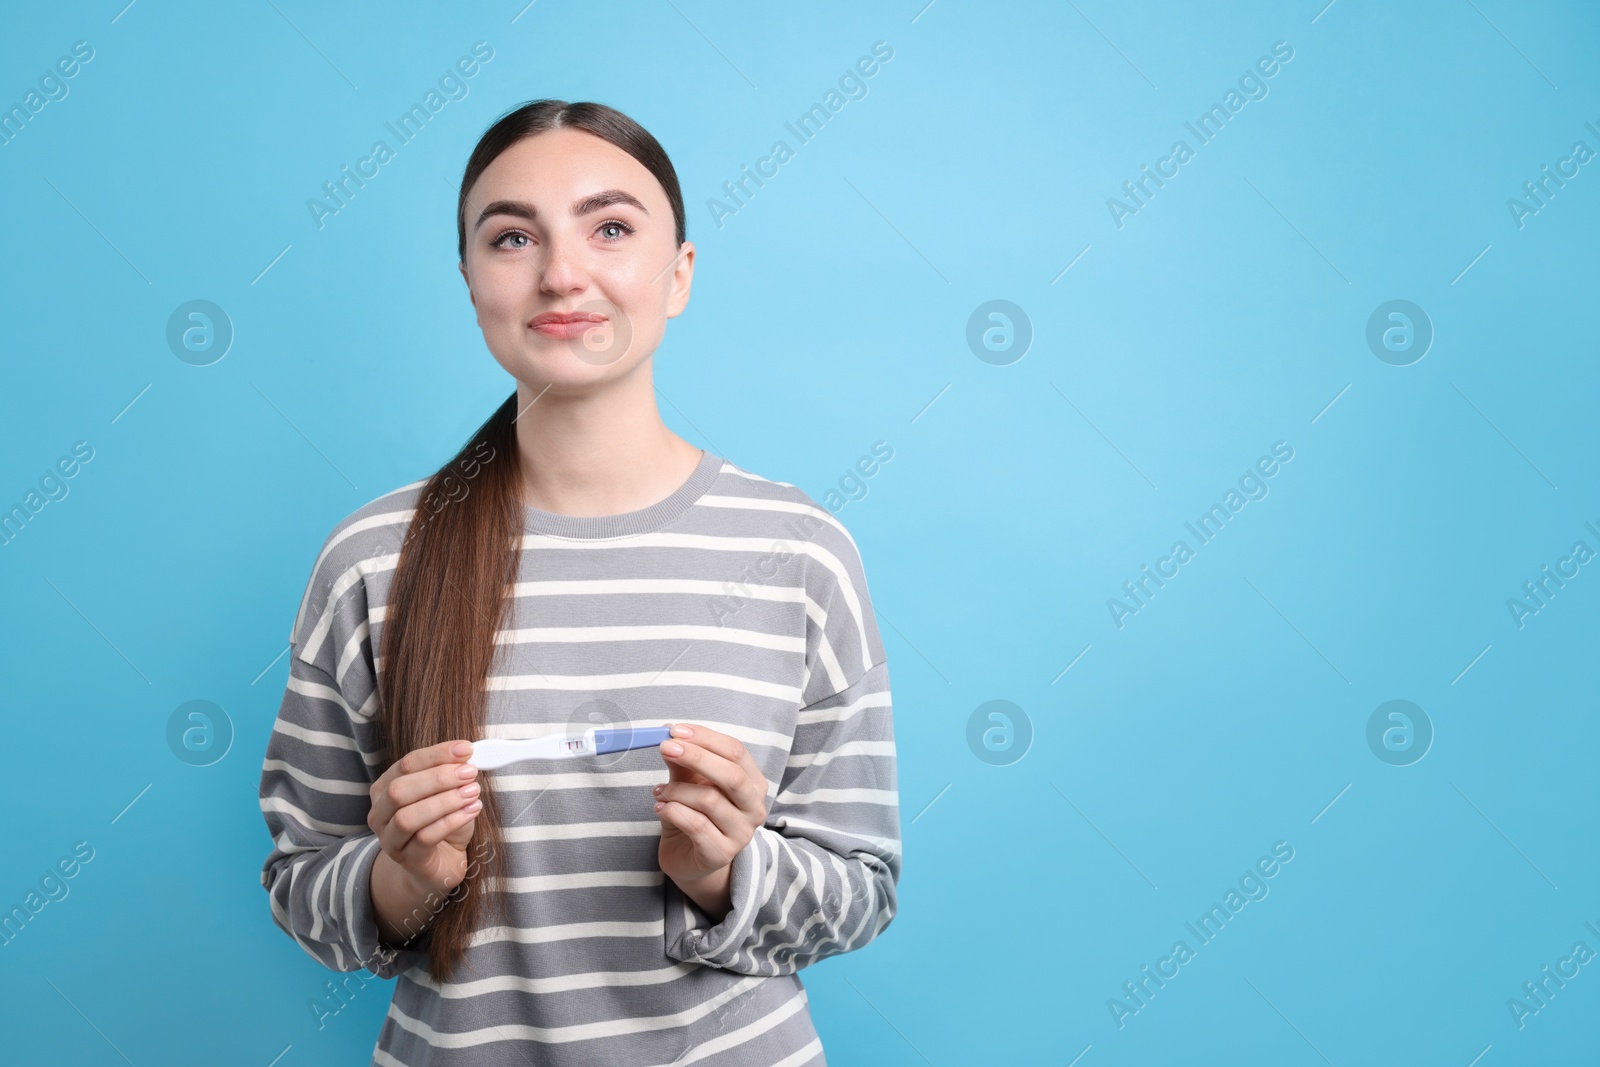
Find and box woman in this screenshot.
[258,99,900,1066]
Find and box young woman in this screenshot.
[258,99,900,1066]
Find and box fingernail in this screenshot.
[652,784,663,796]
[459,764,478,779]
[466,799,483,813]
[670,725,693,738]
[452,742,472,757]
[661,741,683,756]
[460,783,481,798]
[653,801,664,811]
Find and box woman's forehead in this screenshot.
[476,130,656,200]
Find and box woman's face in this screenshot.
[458,127,693,390]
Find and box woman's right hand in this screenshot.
[368,740,484,896]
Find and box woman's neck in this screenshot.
[511,378,703,518]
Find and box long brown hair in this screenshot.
[378,99,688,982]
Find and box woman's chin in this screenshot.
[494,351,629,393]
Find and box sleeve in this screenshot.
[258,520,431,980]
[663,523,901,976]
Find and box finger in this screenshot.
[667,724,765,793]
[385,754,480,819]
[662,753,710,787]
[666,722,741,760]
[379,779,481,854]
[374,740,473,794]
[661,737,765,814]
[656,781,745,839]
[371,741,474,825]
[656,798,726,854]
[659,736,711,787]
[408,797,483,849]
[660,738,740,794]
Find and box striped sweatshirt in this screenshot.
[257,448,900,1066]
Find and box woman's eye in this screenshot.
[492,230,529,250]
[598,220,635,242]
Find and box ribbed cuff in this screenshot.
[663,829,767,969]
[341,834,434,980]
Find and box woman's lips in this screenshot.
[530,318,606,340]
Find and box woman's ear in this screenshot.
[665,242,695,319]
[458,261,475,309]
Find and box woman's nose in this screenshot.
[538,235,588,292]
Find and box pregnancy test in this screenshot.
[468,726,674,770]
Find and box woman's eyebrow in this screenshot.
[474,189,649,231]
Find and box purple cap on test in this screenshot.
[592,726,673,754]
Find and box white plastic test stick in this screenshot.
[468,726,673,770]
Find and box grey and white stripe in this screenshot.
[259,449,900,1065]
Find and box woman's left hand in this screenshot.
[654,723,768,891]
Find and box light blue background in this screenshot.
[1,1,1596,1063]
